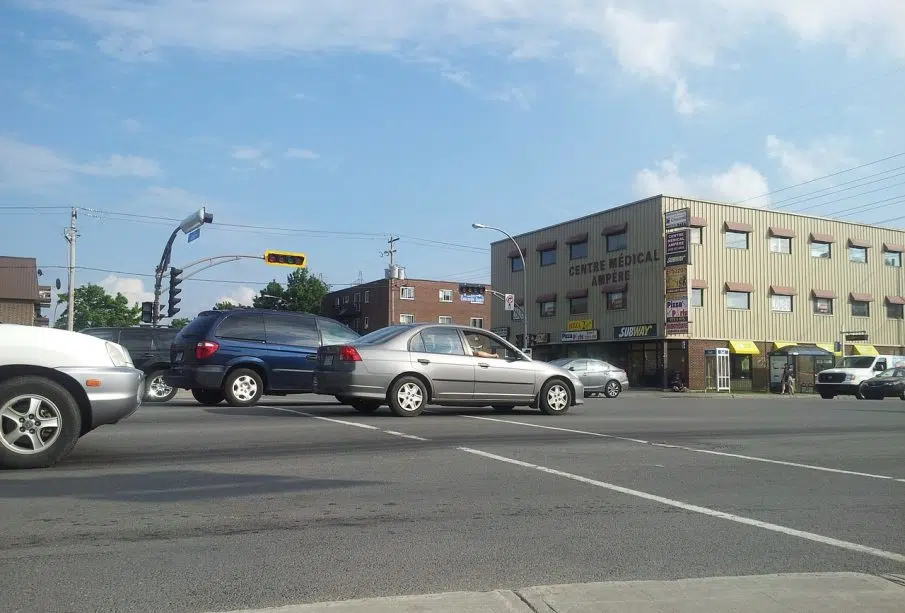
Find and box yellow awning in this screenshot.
[853,344,878,356]
[773,341,797,350]
[728,340,760,355]
[816,343,843,357]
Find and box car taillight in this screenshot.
[195,341,220,360]
[338,346,361,362]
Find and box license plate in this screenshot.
[174,351,183,362]
[324,355,334,366]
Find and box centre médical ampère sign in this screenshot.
[568,249,661,286]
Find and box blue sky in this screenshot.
[2,0,905,321]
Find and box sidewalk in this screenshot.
[210,572,905,612]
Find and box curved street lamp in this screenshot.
[472,223,529,352]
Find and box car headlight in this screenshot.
[106,342,133,367]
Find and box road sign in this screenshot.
[264,250,307,267]
[504,293,515,311]
[187,228,201,243]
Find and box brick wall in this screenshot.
[687,339,727,390]
[0,300,36,326]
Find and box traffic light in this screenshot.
[141,301,154,324]
[167,267,183,318]
[264,250,306,267]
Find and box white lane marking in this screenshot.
[259,406,431,440]
[384,430,430,442]
[462,415,903,483]
[457,446,905,564]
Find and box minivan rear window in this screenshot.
[179,312,220,337]
[216,312,266,342]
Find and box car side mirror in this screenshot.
[567,366,575,371]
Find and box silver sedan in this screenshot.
[548,358,628,398]
[312,324,584,416]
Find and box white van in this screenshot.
[815,355,905,399]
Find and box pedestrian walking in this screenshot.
[781,363,796,395]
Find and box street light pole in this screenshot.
[152,207,213,325]
[472,223,529,352]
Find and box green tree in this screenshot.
[214,301,236,310]
[170,317,191,330]
[54,284,141,330]
[252,269,328,314]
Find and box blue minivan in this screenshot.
[164,309,360,407]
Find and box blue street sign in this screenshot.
[188,228,201,243]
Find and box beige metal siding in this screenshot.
[490,197,665,342]
[663,196,905,348]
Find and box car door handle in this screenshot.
[306,354,318,361]
[418,358,431,364]
[478,362,490,368]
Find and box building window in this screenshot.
[364,290,370,303]
[439,289,453,302]
[885,251,902,267]
[810,241,831,259]
[569,241,588,260]
[813,297,834,315]
[730,355,752,381]
[725,231,749,250]
[470,317,484,328]
[606,291,626,310]
[691,288,704,308]
[689,227,702,245]
[343,295,350,304]
[438,315,453,324]
[400,286,415,300]
[400,313,415,324]
[539,300,556,317]
[771,294,793,312]
[539,248,556,266]
[333,297,340,307]
[726,291,750,310]
[569,296,588,314]
[363,316,370,329]
[887,303,904,319]
[606,232,627,252]
[849,246,868,263]
[851,300,870,317]
[511,257,524,272]
[354,292,361,303]
[769,237,791,254]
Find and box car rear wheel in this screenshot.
[350,400,381,413]
[0,376,82,470]
[191,388,224,405]
[603,380,622,398]
[539,378,571,415]
[223,369,264,407]
[144,370,178,403]
[819,392,835,399]
[388,376,427,417]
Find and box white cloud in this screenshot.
[100,275,153,306]
[765,134,859,184]
[633,155,771,206]
[217,286,256,307]
[0,136,161,190]
[27,1,905,114]
[672,78,707,116]
[232,145,271,168]
[285,148,319,160]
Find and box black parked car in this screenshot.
[860,367,905,400]
[163,309,360,407]
[80,326,180,402]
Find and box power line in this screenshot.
[770,165,905,210]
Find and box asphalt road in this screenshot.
[1,392,903,613]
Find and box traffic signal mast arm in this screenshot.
[160,255,265,295]
[489,289,524,319]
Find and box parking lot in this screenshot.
[1,392,903,613]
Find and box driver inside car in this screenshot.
[465,333,499,359]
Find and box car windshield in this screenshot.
[876,368,905,378]
[837,357,877,369]
[352,325,413,345]
[548,358,571,367]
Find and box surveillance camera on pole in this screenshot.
[179,207,214,235]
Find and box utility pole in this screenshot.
[383,236,399,267]
[384,236,399,326]
[63,207,78,331]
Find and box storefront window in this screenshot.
[730,355,752,379]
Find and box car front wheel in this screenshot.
[0,376,82,469]
[144,370,178,403]
[539,378,572,415]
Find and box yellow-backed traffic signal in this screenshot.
[264,250,307,267]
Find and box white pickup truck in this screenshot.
[0,324,144,469]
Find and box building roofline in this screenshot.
[486,193,905,246]
[324,278,492,296]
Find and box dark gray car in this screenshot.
[547,358,628,398]
[312,324,584,416]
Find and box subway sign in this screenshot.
[614,324,658,339]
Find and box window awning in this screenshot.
[816,343,843,357]
[728,340,760,355]
[852,344,878,356]
[773,341,797,350]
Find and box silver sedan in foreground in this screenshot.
[547,358,629,398]
[312,324,584,416]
